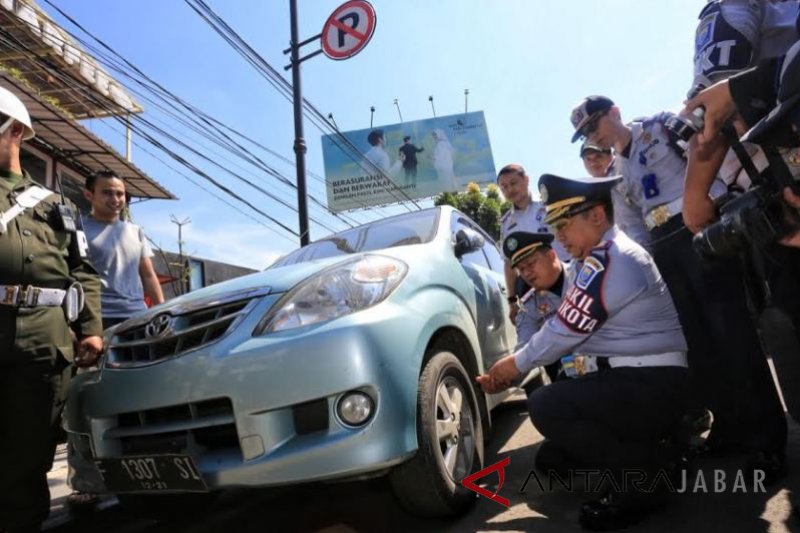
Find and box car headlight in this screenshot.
[254,255,408,334]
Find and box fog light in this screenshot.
[240,435,265,461]
[337,392,374,426]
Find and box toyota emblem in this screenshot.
[145,314,173,339]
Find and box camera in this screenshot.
[693,182,800,258]
[665,107,706,143]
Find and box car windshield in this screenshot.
[270,209,440,268]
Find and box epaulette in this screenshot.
[520,287,537,304]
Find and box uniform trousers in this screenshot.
[528,366,689,496]
[650,214,786,453]
[0,360,66,531]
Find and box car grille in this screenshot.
[107,398,240,458]
[107,291,264,368]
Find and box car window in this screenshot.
[451,214,490,270]
[272,209,440,268]
[483,240,505,273]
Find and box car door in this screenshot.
[451,214,514,369]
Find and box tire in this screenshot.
[117,492,219,521]
[389,350,484,517]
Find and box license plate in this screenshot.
[95,455,208,493]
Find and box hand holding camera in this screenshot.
[681,80,738,146]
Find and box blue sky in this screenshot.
[49,0,703,269]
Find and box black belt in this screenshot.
[648,213,688,242]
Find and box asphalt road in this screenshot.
[45,393,800,533]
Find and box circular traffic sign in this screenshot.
[321,0,376,60]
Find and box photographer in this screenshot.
[684,0,798,233]
[684,35,800,433]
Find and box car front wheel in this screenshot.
[389,350,484,516]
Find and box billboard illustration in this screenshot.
[321,111,496,212]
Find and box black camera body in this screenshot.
[693,184,800,257]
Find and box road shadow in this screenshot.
[47,404,800,533]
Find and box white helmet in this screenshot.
[0,86,35,140]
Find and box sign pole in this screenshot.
[282,0,376,240]
[289,0,310,247]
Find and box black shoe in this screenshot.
[746,450,786,486]
[579,492,651,531]
[693,430,738,458]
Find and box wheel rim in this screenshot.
[434,375,475,482]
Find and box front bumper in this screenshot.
[65,296,426,493]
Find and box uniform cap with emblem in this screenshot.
[502,231,554,268]
[742,40,800,147]
[570,95,614,143]
[0,86,35,140]
[538,173,621,224]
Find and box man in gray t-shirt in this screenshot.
[68,170,166,507]
[82,171,164,328]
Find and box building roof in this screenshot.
[0,0,142,118]
[2,74,174,200]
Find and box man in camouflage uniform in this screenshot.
[0,86,102,532]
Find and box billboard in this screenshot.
[321,111,496,212]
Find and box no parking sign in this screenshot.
[321,0,376,60]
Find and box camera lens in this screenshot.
[692,214,745,259]
[666,107,705,143]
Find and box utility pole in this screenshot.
[282,0,376,245]
[288,0,310,246]
[428,95,436,117]
[464,88,469,114]
[170,215,191,295]
[393,98,403,122]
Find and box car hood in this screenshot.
[131,255,354,322]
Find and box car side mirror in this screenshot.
[454,228,485,258]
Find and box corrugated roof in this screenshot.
[0,0,142,118]
[2,74,175,200]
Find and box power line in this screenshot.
[0,28,303,239]
[183,0,422,211]
[38,0,373,228]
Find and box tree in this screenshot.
[434,182,511,241]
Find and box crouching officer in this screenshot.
[478,174,689,531]
[503,231,579,381]
[0,86,102,532]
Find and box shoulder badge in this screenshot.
[575,256,605,290]
[557,253,609,334]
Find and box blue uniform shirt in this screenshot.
[513,226,687,372]
[606,158,651,249]
[615,113,728,218]
[515,278,563,350]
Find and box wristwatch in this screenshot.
[507,296,517,304]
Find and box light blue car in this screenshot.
[65,206,543,517]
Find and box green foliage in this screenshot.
[433,183,510,240]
